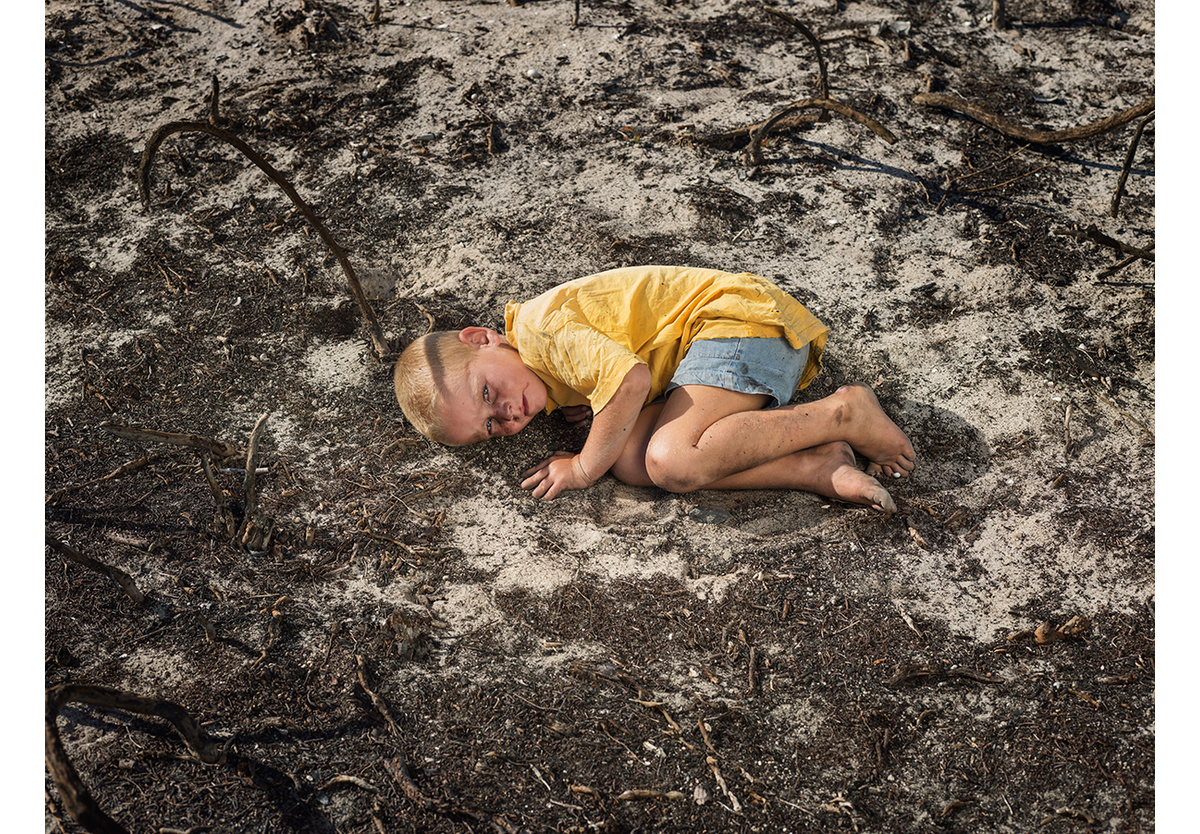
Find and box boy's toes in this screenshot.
[867,456,915,480]
[860,479,897,513]
[873,489,897,514]
[866,461,899,479]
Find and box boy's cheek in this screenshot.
[498,420,525,437]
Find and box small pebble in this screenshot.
[893,472,901,479]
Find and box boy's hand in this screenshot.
[524,364,651,501]
[560,405,593,425]
[520,451,594,501]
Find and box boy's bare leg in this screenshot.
[612,416,896,511]
[640,382,915,492]
[706,441,897,513]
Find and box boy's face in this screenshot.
[439,327,548,445]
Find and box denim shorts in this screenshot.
[664,336,810,408]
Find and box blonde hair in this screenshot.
[393,331,475,445]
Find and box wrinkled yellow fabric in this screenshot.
[504,266,829,414]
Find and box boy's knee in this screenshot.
[644,439,703,493]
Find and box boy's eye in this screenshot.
[486,418,493,435]
[483,385,490,402]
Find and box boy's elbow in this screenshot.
[625,362,652,393]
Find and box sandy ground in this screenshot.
[43,1,1159,831]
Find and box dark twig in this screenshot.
[462,94,502,155]
[249,608,283,670]
[763,6,829,99]
[46,534,146,604]
[1053,225,1155,262]
[237,413,273,552]
[932,144,1032,211]
[954,162,1053,196]
[46,453,163,506]
[46,684,229,834]
[744,97,897,165]
[201,451,238,539]
[357,654,529,824]
[139,120,391,360]
[383,756,439,810]
[691,110,824,150]
[99,421,241,458]
[355,655,402,737]
[700,10,895,159]
[98,418,274,549]
[737,10,896,165]
[207,74,226,127]
[913,93,1154,144]
[1096,255,1145,281]
[1110,112,1153,217]
[992,0,1007,30]
[98,421,247,543]
[357,656,446,810]
[887,663,1001,686]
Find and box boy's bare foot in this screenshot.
[810,441,897,513]
[833,383,916,480]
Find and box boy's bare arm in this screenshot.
[520,363,652,500]
[577,362,652,481]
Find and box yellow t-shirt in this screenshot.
[504,266,829,414]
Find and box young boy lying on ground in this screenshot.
[394,266,915,513]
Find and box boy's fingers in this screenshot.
[530,474,560,501]
[521,468,554,491]
[522,451,573,478]
[520,453,575,499]
[562,406,593,425]
[520,466,550,490]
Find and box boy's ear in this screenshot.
[458,327,503,348]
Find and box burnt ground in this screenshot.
[44,1,1155,832]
